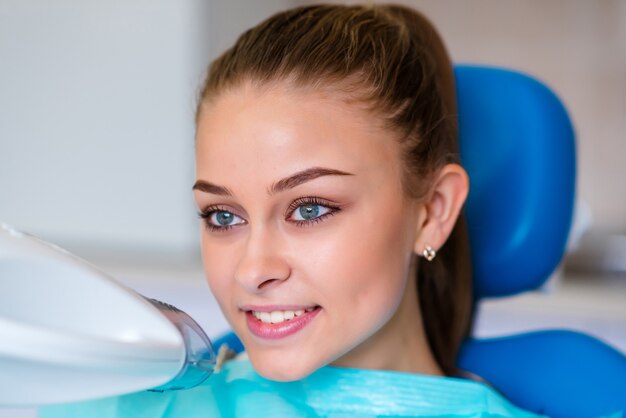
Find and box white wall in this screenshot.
[0,0,208,260]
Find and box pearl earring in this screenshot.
[422,244,436,261]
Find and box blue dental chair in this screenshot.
[213,66,626,417]
[454,66,625,418]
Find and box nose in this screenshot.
[234,225,291,293]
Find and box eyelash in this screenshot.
[197,205,236,232]
[287,196,340,228]
[197,197,341,232]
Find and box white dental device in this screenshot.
[0,223,216,406]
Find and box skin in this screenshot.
[194,81,469,381]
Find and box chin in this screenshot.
[248,350,321,382]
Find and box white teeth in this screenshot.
[270,311,284,323]
[251,308,315,324]
[259,312,271,323]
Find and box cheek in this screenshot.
[200,234,237,316]
[310,203,414,323]
[346,228,409,313]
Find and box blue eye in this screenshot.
[288,198,340,225]
[199,208,245,231]
[297,205,322,221]
[213,211,236,225]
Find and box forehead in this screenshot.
[195,83,403,189]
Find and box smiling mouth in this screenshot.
[244,306,322,340]
[250,307,319,324]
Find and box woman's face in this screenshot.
[194,83,423,381]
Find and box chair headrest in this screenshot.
[455,66,576,298]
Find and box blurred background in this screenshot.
[1,1,625,416]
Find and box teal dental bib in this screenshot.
[39,358,545,418]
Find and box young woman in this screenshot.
[40,4,543,417]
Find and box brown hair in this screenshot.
[197,4,473,376]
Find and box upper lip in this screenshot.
[240,304,320,312]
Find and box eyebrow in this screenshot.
[269,167,354,195]
[192,167,354,196]
[192,180,233,196]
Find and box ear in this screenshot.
[413,164,469,256]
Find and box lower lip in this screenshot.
[245,308,321,340]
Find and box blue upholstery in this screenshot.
[455,65,575,298]
[458,330,626,417]
[211,66,626,417]
[455,66,625,417]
